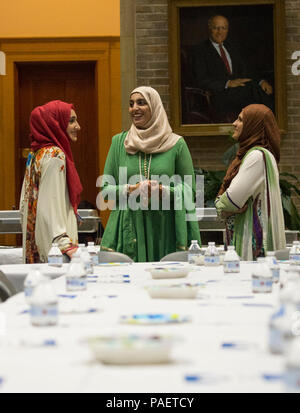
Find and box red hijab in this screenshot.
[218,104,281,196]
[30,100,83,214]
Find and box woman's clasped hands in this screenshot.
[128,180,162,207]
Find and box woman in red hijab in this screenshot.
[19,100,83,263]
[215,104,286,260]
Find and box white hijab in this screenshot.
[124,86,181,154]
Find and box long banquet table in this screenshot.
[0,261,292,393]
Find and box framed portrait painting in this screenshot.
[169,0,286,136]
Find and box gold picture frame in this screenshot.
[168,0,286,136]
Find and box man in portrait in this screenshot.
[190,14,274,123]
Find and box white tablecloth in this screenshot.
[0,263,70,293]
[0,261,291,393]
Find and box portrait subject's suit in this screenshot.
[191,39,274,120]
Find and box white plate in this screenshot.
[87,334,174,364]
[119,313,191,325]
[145,282,204,299]
[146,265,191,279]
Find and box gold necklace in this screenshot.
[139,153,152,180]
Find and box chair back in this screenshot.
[0,271,17,303]
[274,248,290,261]
[160,251,188,262]
[98,251,133,263]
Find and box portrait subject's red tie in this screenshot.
[219,44,232,74]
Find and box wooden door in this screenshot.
[15,61,99,208]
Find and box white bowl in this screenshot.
[145,282,203,299]
[146,265,191,279]
[87,334,174,365]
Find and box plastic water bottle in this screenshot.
[265,251,280,283]
[223,246,240,273]
[78,244,93,275]
[87,242,99,266]
[290,241,300,265]
[284,338,300,392]
[77,244,85,254]
[280,266,300,290]
[30,279,58,326]
[204,242,220,266]
[269,279,300,355]
[188,240,202,265]
[268,307,294,355]
[76,243,86,260]
[48,243,63,267]
[251,257,273,293]
[65,256,87,291]
[24,266,47,304]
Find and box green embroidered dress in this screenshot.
[100,132,201,262]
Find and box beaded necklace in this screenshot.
[139,153,152,181]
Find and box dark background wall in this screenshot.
[122,0,300,208]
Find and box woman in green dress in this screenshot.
[100,86,201,262]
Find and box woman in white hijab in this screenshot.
[100,86,201,262]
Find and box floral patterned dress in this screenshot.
[20,146,78,263]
